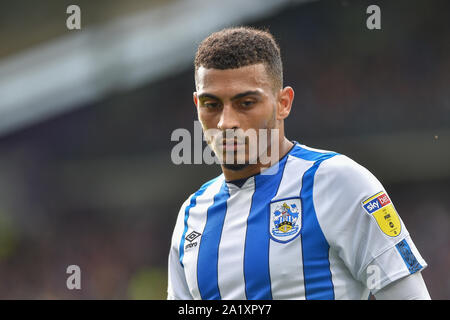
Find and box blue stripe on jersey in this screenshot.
[197,181,230,300]
[395,239,423,274]
[179,177,220,268]
[244,154,289,300]
[290,143,338,162]
[301,154,337,300]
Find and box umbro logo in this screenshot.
[185,231,201,250]
[185,231,201,242]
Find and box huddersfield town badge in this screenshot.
[270,198,302,243]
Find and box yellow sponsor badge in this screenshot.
[362,191,401,237]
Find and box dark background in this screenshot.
[0,0,448,299]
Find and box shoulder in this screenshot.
[310,149,387,228]
[179,174,225,210]
[290,143,369,175]
[315,153,382,191]
[292,143,384,202]
[287,143,369,183]
[171,174,225,246]
[190,174,225,199]
[289,143,339,163]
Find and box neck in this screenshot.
[222,137,294,182]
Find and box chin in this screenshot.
[222,163,250,171]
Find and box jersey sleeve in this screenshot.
[313,154,428,293]
[167,196,194,300]
[374,272,431,299]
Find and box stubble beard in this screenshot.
[218,107,278,172]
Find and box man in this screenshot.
[167,27,430,300]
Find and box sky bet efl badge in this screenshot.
[270,198,302,243]
[362,191,401,237]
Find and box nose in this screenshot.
[217,104,239,130]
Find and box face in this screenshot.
[194,63,284,170]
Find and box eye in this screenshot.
[240,100,255,107]
[203,101,220,109]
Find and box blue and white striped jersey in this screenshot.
[167,143,427,300]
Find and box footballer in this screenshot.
[167,27,430,300]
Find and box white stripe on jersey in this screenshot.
[217,178,255,299]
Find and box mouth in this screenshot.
[220,140,246,152]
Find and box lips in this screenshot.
[220,140,245,151]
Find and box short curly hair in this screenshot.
[194,26,283,90]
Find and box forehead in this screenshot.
[195,64,272,96]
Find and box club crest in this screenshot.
[270,198,302,243]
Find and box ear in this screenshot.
[277,86,294,120]
[193,92,199,109]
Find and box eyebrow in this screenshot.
[197,90,262,101]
